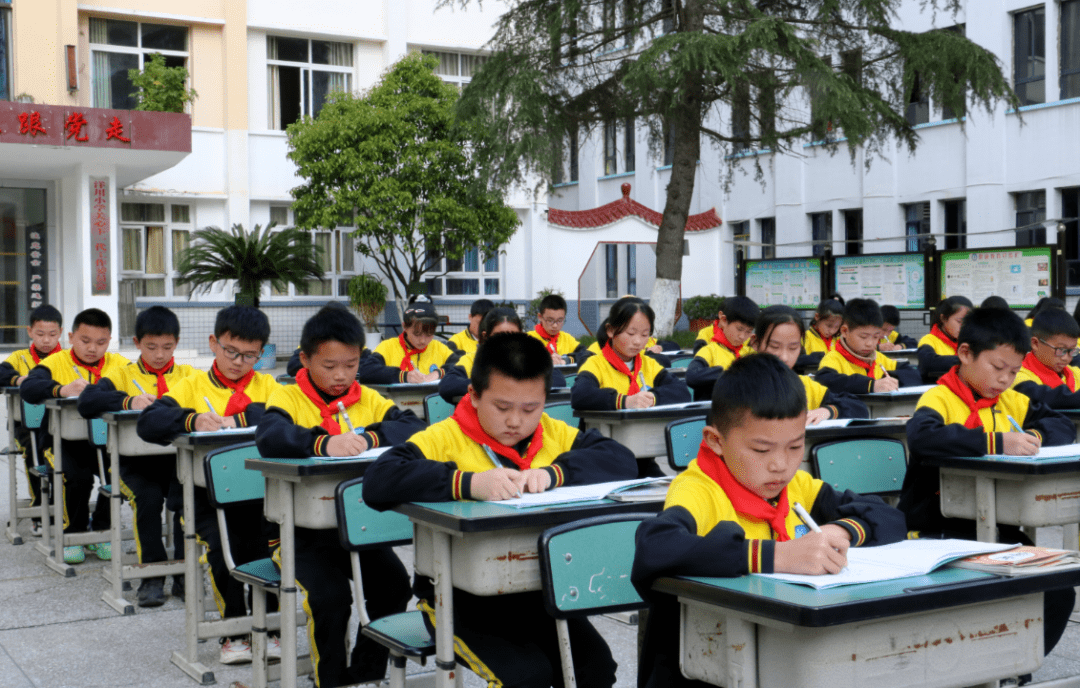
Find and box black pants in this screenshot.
[192,486,279,620]
[290,527,411,687]
[14,423,45,508]
[638,594,711,688]
[419,588,617,688]
[118,454,182,574]
[47,438,110,533]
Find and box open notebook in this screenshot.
[864,384,935,397]
[493,477,669,508]
[187,426,256,437]
[983,443,1080,462]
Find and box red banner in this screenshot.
[90,178,111,296]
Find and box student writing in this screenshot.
[917,295,972,383]
[815,298,923,394]
[878,304,918,350]
[446,298,495,360]
[366,296,453,384]
[796,298,843,369]
[684,295,759,399]
[527,293,588,364]
[1012,308,1080,409]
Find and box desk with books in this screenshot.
[575,402,712,459]
[365,382,440,421]
[856,385,933,418]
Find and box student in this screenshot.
[1025,296,1065,327]
[631,354,906,688]
[878,305,918,350]
[691,296,757,355]
[77,306,195,606]
[256,306,421,687]
[900,306,1075,659]
[751,306,869,422]
[137,306,281,665]
[447,298,495,357]
[20,308,130,564]
[362,332,637,688]
[917,296,973,383]
[796,298,844,369]
[0,304,64,535]
[684,295,759,399]
[981,295,1011,310]
[1012,309,1080,409]
[585,297,675,366]
[527,293,587,363]
[367,296,453,384]
[815,298,922,394]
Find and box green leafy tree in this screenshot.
[287,53,520,321]
[454,0,1018,335]
[128,53,198,113]
[175,223,325,307]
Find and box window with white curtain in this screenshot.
[90,17,189,110]
[267,36,353,130]
[120,201,192,298]
[422,50,487,90]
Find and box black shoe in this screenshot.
[137,579,166,608]
[171,575,185,602]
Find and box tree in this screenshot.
[128,53,198,113]
[454,0,1018,335]
[286,53,521,321]
[175,223,325,307]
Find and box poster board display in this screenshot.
[744,258,821,309]
[834,253,926,309]
[940,247,1052,309]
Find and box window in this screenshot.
[0,0,11,102]
[1015,190,1047,246]
[810,212,832,257]
[808,56,833,141]
[554,127,579,184]
[624,117,636,172]
[732,221,750,269]
[944,199,967,250]
[424,50,487,91]
[268,36,353,130]
[605,244,618,298]
[843,209,863,256]
[840,49,862,87]
[626,244,637,295]
[1063,188,1080,286]
[1014,7,1046,106]
[90,18,188,110]
[905,71,929,125]
[603,120,618,176]
[904,202,930,253]
[264,207,356,298]
[0,187,47,345]
[120,201,192,298]
[569,127,579,182]
[269,205,290,227]
[1063,1,1080,99]
[759,217,776,259]
[426,246,502,297]
[731,80,750,153]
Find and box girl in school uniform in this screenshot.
[367,296,454,384]
[751,305,870,423]
[917,295,972,383]
[1025,296,1066,327]
[797,298,844,369]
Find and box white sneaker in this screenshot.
[219,637,252,665]
[30,520,42,537]
[267,635,281,659]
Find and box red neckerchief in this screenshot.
[711,326,742,358]
[71,350,104,383]
[295,368,363,434]
[397,332,426,372]
[30,343,62,365]
[937,365,999,429]
[601,342,643,395]
[930,324,958,354]
[534,324,559,354]
[695,440,792,542]
[450,394,543,471]
[141,358,175,398]
[836,339,882,379]
[809,326,834,351]
[1022,352,1077,392]
[211,362,256,416]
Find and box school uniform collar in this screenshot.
[137,359,175,375]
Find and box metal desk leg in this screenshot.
[432,529,457,688]
[6,429,22,546]
[975,475,997,543]
[278,480,298,688]
[42,418,74,577]
[101,469,133,615]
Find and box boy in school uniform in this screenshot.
[77,306,196,606]
[685,295,759,399]
[367,297,454,384]
[815,298,922,395]
[0,304,64,534]
[447,298,495,358]
[20,308,130,563]
[528,293,588,363]
[363,332,638,688]
[878,304,918,350]
[1012,309,1080,409]
[257,306,421,687]
[285,303,379,381]
[631,354,906,688]
[137,306,282,664]
[900,306,1075,658]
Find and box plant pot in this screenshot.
[364,331,382,348]
[689,318,713,332]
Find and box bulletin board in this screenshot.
[833,253,926,309]
[743,258,822,309]
[939,247,1053,309]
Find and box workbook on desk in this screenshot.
[318,446,391,461]
[757,539,1017,589]
[494,477,669,508]
[949,546,1080,576]
[187,426,255,437]
[864,384,935,397]
[627,401,710,412]
[984,443,1080,462]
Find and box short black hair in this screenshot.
[1027,297,1065,319]
[721,295,759,326]
[934,296,974,327]
[754,305,805,345]
[471,331,553,396]
[598,297,654,347]
[478,307,523,344]
[73,308,112,332]
[135,306,180,340]
[29,305,62,328]
[707,353,806,434]
[1032,309,1080,341]
[538,294,568,313]
[842,298,883,329]
[300,304,365,356]
[880,305,901,327]
[214,306,270,347]
[980,295,1011,310]
[470,299,496,317]
[814,299,845,320]
[958,307,1030,357]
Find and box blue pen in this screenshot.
[1007,415,1025,434]
[481,446,522,497]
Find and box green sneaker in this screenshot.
[63,545,86,564]
[85,543,112,561]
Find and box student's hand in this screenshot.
[520,468,552,493]
[820,524,853,555]
[194,411,225,432]
[550,353,566,366]
[220,415,238,428]
[405,370,426,384]
[421,371,441,383]
[773,531,848,575]
[1003,432,1041,456]
[327,433,368,457]
[872,376,899,393]
[129,393,156,410]
[15,375,27,386]
[60,378,89,397]
[647,345,663,354]
[805,408,831,426]
[625,391,655,409]
[470,467,525,501]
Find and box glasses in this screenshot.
[1037,339,1080,358]
[541,318,565,327]
[217,342,262,364]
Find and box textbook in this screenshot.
[605,477,673,502]
[757,539,1017,590]
[983,443,1080,462]
[495,477,669,508]
[949,546,1080,576]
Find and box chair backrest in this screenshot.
[88,418,108,448]
[203,441,266,508]
[544,401,577,426]
[562,373,577,388]
[669,355,694,370]
[538,514,651,620]
[665,416,705,471]
[811,438,907,496]
[335,476,414,551]
[424,393,454,425]
[21,400,46,430]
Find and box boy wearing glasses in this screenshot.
[527,293,586,364]
[1012,308,1080,409]
[138,306,282,665]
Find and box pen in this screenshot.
[481,446,522,497]
[203,396,216,414]
[1007,415,1025,434]
[72,365,82,381]
[19,354,31,371]
[792,502,822,533]
[337,401,360,435]
[132,380,147,395]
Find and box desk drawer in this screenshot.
[414,524,542,595]
[940,470,1080,526]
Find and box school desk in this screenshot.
[554,362,578,375]
[366,382,440,421]
[881,348,919,367]
[855,388,927,418]
[4,386,30,545]
[653,566,1080,688]
[575,402,713,458]
[395,498,663,688]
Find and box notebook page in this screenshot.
[187,426,256,437]
[985,443,1080,461]
[809,419,851,429]
[495,477,667,508]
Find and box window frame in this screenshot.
[263,206,358,299]
[1014,6,1046,106]
[267,35,354,130]
[810,212,832,257]
[0,1,11,102]
[89,17,190,111]
[424,244,504,298]
[758,217,776,260]
[1062,0,1080,99]
[1015,190,1047,246]
[119,200,193,299]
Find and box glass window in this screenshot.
[422,50,486,90]
[268,36,353,129]
[905,202,930,252]
[623,117,636,172]
[844,209,863,256]
[605,244,618,298]
[424,237,503,298]
[732,221,749,271]
[732,80,750,153]
[810,212,832,256]
[90,18,189,110]
[120,201,193,298]
[905,71,930,125]
[603,120,618,176]
[1063,188,1080,286]
[759,217,776,259]
[0,187,48,345]
[171,204,190,223]
[0,1,11,102]
[626,244,637,295]
[1015,7,1046,106]
[944,199,967,250]
[1063,1,1080,99]
[269,205,290,226]
[1016,190,1047,246]
[338,232,355,273]
[569,127,579,181]
[809,55,832,141]
[663,121,674,166]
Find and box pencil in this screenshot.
[792,502,822,533]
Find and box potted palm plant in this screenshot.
[347,272,389,347]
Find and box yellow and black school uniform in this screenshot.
[692,322,753,355]
[816,340,921,395]
[438,350,567,403]
[528,324,587,361]
[801,374,870,418]
[632,440,906,688]
[367,333,453,384]
[257,370,423,686]
[794,325,836,371]
[881,329,917,349]
[684,329,743,400]
[917,325,960,383]
[1,343,62,510]
[136,364,281,623]
[446,328,478,356]
[363,397,637,688]
[286,345,378,382]
[586,338,675,368]
[572,344,691,410]
[1012,352,1080,410]
[20,349,130,533]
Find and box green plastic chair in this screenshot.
[810,438,907,497]
[87,418,113,497]
[544,401,577,426]
[538,514,651,688]
[665,416,705,471]
[21,401,51,550]
[562,373,578,388]
[337,476,427,688]
[423,393,454,425]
